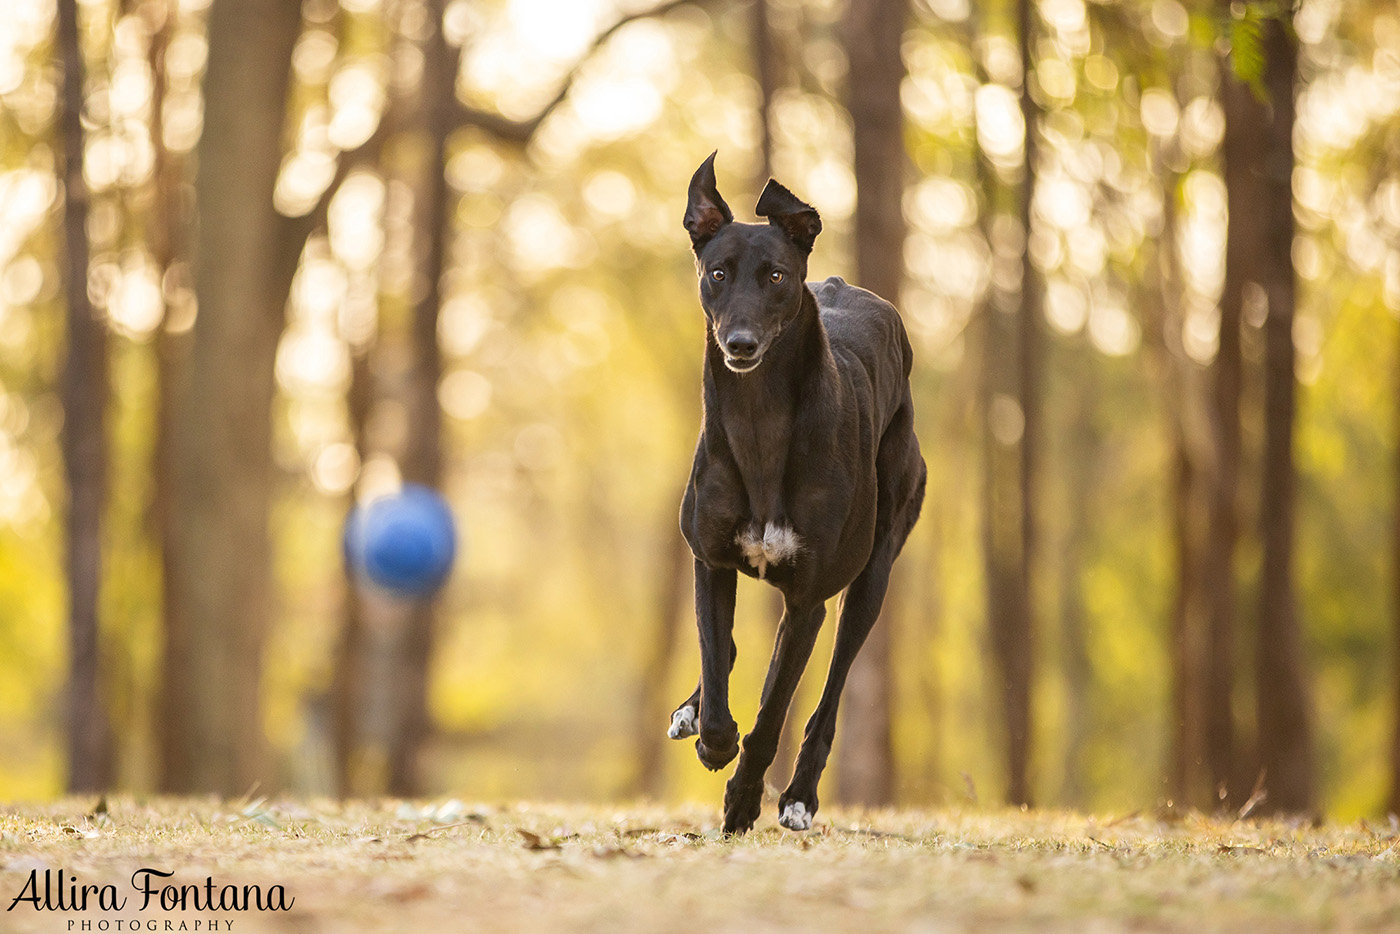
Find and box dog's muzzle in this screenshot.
[723,353,763,373]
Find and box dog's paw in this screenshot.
[668,705,698,740]
[723,777,764,836]
[695,724,739,772]
[778,800,813,831]
[696,737,739,772]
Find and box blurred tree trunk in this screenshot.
[1252,16,1315,817]
[630,530,692,797]
[752,0,776,186]
[331,349,373,795]
[1168,416,1205,810]
[1155,161,1211,812]
[980,302,1032,807]
[834,0,907,807]
[1056,350,1097,807]
[327,1,405,797]
[387,0,454,796]
[1207,19,1256,810]
[1392,312,1400,818]
[1002,0,1041,809]
[147,0,196,795]
[57,0,112,793]
[162,0,301,794]
[972,0,1040,810]
[968,1,1034,808]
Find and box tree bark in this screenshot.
[630,530,693,797]
[1392,304,1400,817]
[1253,15,1315,817]
[57,0,112,794]
[331,349,374,796]
[752,0,777,186]
[834,0,908,807]
[162,0,302,794]
[1207,18,1257,810]
[971,0,1042,812]
[146,0,197,795]
[387,0,454,796]
[1144,130,1211,811]
[1001,0,1040,809]
[1057,351,1096,807]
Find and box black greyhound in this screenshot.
[668,153,926,835]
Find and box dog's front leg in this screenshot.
[722,601,825,835]
[693,559,740,771]
[667,640,736,740]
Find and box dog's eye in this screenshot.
[711,269,725,282]
[770,271,785,284]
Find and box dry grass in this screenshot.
[2,797,1399,933]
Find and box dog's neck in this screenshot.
[703,287,832,524]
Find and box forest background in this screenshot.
[1,0,1398,823]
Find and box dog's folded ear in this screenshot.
[755,179,822,254]
[684,152,733,251]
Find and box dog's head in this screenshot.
[683,152,822,374]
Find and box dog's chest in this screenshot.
[735,520,800,579]
[719,391,794,505]
[723,423,817,579]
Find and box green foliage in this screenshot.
[1222,1,1295,103]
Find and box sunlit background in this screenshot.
[2,0,1400,817]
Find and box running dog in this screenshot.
[668,153,926,834]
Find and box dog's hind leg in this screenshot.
[780,425,926,831]
[692,560,742,771]
[777,557,892,830]
[668,641,737,740]
[722,600,826,835]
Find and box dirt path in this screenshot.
[2,799,1397,932]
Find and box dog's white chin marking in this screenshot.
[779,801,812,831]
[668,705,698,740]
[723,355,763,374]
[736,523,801,579]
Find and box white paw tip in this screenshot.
[668,706,698,739]
[779,801,812,831]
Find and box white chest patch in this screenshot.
[736,522,802,579]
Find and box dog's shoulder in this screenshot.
[810,275,896,321]
[810,275,857,307]
[809,276,913,380]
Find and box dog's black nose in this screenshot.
[725,332,759,359]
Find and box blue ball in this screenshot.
[344,484,458,598]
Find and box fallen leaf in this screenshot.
[518,829,562,851]
[406,817,486,843]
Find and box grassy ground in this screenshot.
[1,797,1399,933]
